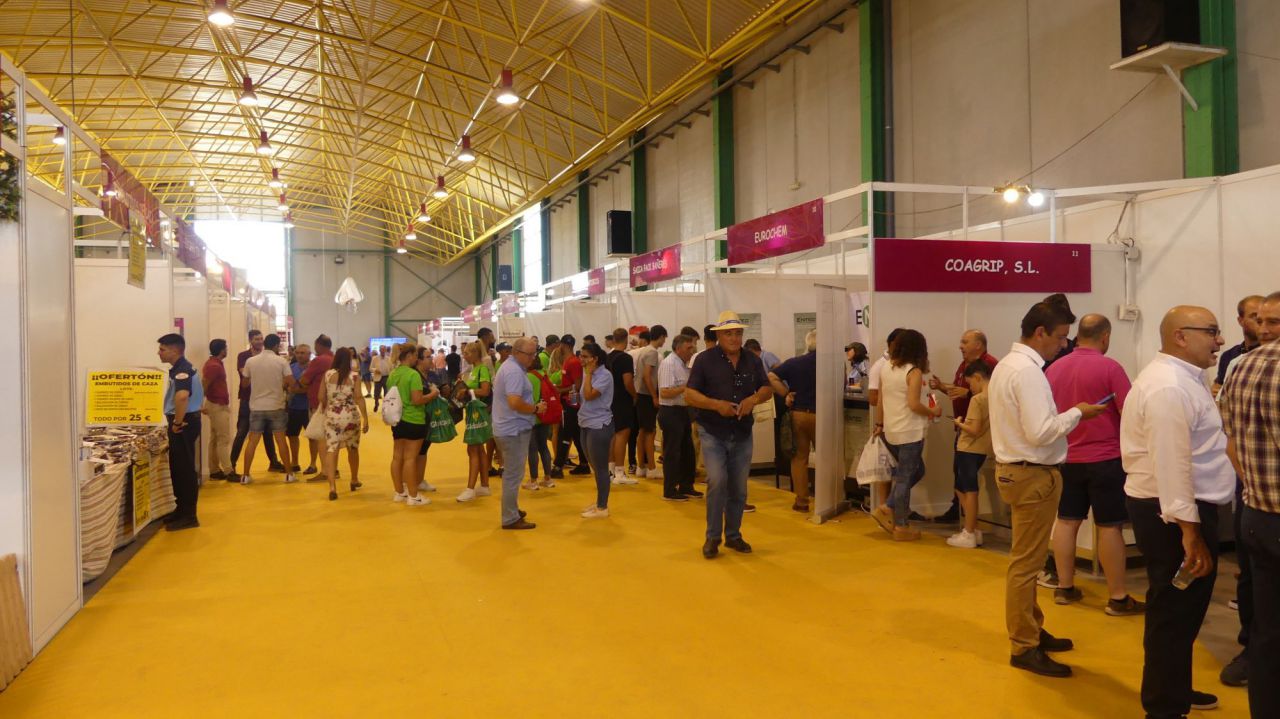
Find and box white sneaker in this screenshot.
[646,468,662,479]
[405,495,431,506]
[635,467,647,478]
[456,488,477,503]
[946,530,979,549]
[418,481,437,492]
[522,482,539,491]
[240,474,253,485]
[284,473,298,484]
[612,474,638,485]
[581,506,610,519]
[393,491,408,502]
[475,486,492,497]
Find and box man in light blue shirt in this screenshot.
[492,337,545,529]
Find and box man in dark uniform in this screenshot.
[157,333,204,531]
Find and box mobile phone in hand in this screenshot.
[1096,393,1116,405]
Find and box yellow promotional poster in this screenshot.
[85,370,166,426]
[132,452,151,528]
[127,214,146,289]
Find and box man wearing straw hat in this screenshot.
[686,311,773,559]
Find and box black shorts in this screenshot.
[1058,458,1129,525]
[953,450,987,493]
[286,408,310,437]
[419,439,432,457]
[634,396,657,431]
[612,398,635,432]
[391,421,428,441]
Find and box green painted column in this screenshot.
[712,69,735,261]
[489,244,499,300]
[540,197,552,283]
[860,0,890,238]
[511,228,523,293]
[630,130,648,255]
[1184,0,1239,177]
[577,170,590,271]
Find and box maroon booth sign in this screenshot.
[726,199,825,266]
[587,267,606,296]
[873,238,1091,293]
[629,245,681,288]
[461,306,476,323]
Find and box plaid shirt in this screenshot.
[1221,340,1280,514]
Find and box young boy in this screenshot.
[948,360,993,548]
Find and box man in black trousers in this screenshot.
[157,333,203,531]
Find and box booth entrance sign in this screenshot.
[85,370,166,426]
[629,245,681,287]
[874,238,1092,293]
[726,199,825,266]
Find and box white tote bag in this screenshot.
[304,409,326,441]
[853,435,897,486]
[381,385,403,426]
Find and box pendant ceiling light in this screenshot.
[238,76,259,106]
[268,167,283,189]
[495,68,519,106]
[283,212,295,229]
[417,203,431,223]
[277,193,289,212]
[432,175,447,199]
[396,238,408,254]
[208,0,235,27]
[52,126,66,146]
[457,135,475,163]
[103,170,118,197]
[256,130,273,155]
[404,223,417,241]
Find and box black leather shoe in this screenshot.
[1010,647,1072,677]
[702,539,720,559]
[569,465,592,475]
[502,519,536,530]
[682,489,704,498]
[725,537,753,554]
[519,509,527,519]
[1039,628,1074,652]
[165,517,200,532]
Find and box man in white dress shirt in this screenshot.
[988,302,1106,678]
[1122,306,1234,718]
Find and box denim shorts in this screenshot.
[248,409,287,434]
[954,450,987,493]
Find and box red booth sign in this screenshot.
[500,295,520,314]
[629,245,681,288]
[726,199,825,266]
[461,306,476,323]
[587,267,606,296]
[873,238,1091,293]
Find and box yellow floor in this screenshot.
[0,416,1246,718]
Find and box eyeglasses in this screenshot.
[512,348,532,356]
[1180,326,1223,338]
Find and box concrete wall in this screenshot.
[1238,0,1280,171]
[647,111,714,249]
[548,193,580,281]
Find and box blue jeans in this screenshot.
[886,439,926,526]
[581,422,614,509]
[494,431,531,525]
[699,428,752,542]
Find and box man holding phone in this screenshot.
[1122,306,1235,717]
[1044,314,1141,616]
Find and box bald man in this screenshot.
[1045,314,1139,615]
[1122,306,1234,717]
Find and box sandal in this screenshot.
[350,480,362,491]
[792,502,810,513]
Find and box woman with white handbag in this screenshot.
[314,347,370,500]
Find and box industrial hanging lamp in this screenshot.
[432,175,448,199]
[208,0,235,27]
[277,193,289,212]
[417,203,431,223]
[404,222,417,241]
[283,212,295,229]
[238,76,259,106]
[52,126,67,146]
[457,135,475,163]
[269,167,283,189]
[256,130,273,155]
[495,68,519,105]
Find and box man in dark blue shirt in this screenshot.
[686,311,772,559]
[1215,294,1263,388]
[769,330,818,513]
[158,333,204,531]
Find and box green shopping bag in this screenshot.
[463,399,493,445]
[428,396,458,444]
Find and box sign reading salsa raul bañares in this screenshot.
[629,245,681,287]
[85,370,167,426]
[873,238,1092,293]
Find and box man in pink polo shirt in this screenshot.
[299,334,335,468]
[1045,314,1143,616]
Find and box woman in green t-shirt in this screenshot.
[455,341,493,503]
[387,344,436,506]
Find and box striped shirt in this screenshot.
[1221,341,1280,514]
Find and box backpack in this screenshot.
[533,371,562,425]
[381,385,403,426]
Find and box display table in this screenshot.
[79,428,175,582]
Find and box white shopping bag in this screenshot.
[853,435,896,486]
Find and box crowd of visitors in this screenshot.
[162,288,1276,716]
